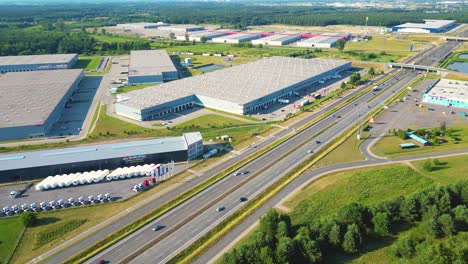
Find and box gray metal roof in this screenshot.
[254,34,301,42]
[159,25,205,31]
[0,54,77,66]
[0,69,84,128]
[128,50,177,77]
[117,57,350,110]
[300,36,340,44]
[395,19,456,29]
[188,31,228,38]
[212,33,262,41]
[0,132,202,171]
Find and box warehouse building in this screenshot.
[116,22,169,29]
[296,36,342,48]
[0,132,203,182]
[159,24,205,33]
[0,54,78,73]
[176,31,228,41]
[251,34,302,46]
[422,79,468,109]
[392,19,456,33]
[212,33,263,44]
[128,50,178,85]
[0,69,84,141]
[115,57,351,121]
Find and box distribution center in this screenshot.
[0,54,78,73]
[422,79,468,109]
[0,69,84,141]
[392,19,456,33]
[128,50,178,84]
[115,56,351,121]
[0,132,203,182]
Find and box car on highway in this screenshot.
[241,170,249,175]
[316,140,321,144]
[240,197,248,202]
[216,206,225,212]
[307,149,313,154]
[152,225,162,231]
[233,171,240,176]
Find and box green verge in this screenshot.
[35,219,87,249]
[0,217,25,264]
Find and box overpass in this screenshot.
[388,62,451,73]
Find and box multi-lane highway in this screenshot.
[86,68,419,263]
[41,37,460,264]
[40,67,390,264]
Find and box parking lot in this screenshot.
[0,163,190,213]
[48,76,102,137]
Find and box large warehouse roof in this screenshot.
[0,69,83,128]
[213,33,262,41]
[252,34,302,43]
[0,54,77,66]
[118,57,349,110]
[426,79,468,102]
[394,19,456,30]
[128,50,177,77]
[0,132,202,171]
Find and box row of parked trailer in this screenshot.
[35,162,175,192]
[1,193,112,217]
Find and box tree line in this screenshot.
[221,179,468,263]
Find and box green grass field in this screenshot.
[287,165,433,226]
[345,36,412,57]
[93,34,144,43]
[372,125,468,158]
[72,56,102,71]
[173,114,252,131]
[0,217,24,264]
[115,83,155,94]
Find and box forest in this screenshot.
[0,2,466,56]
[221,180,468,264]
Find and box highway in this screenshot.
[43,38,458,264]
[41,67,388,264]
[87,69,418,263]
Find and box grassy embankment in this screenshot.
[281,154,468,263]
[0,217,25,264]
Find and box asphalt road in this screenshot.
[41,68,382,264]
[86,69,417,263]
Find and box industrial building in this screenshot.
[0,69,84,141]
[159,25,205,33]
[128,50,178,85]
[0,54,78,73]
[392,19,456,33]
[296,36,342,48]
[422,79,468,109]
[115,56,351,121]
[175,31,228,41]
[0,132,203,182]
[251,34,302,46]
[212,33,263,44]
[116,22,169,29]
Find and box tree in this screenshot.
[390,236,418,258]
[400,197,420,222]
[294,235,322,263]
[258,246,275,264]
[184,33,189,42]
[438,214,455,237]
[21,212,37,227]
[336,38,346,51]
[372,212,390,235]
[276,237,295,263]
[348,73,361,85]
[422,159,434,172]
[336,203,370,228]
[200,36,207,43]
[423,218,442,238]
[340,82,347,89]
[276,221,290,239]
[259,209,280,237]
[342,224,362,254]
[440,121,447,132]
[328,223,342,246]
[101,28,106,35]
[368,67,375,76]
[169,32,175,40]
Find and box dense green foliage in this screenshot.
[221,180,468,263]
[21,212,37,227]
